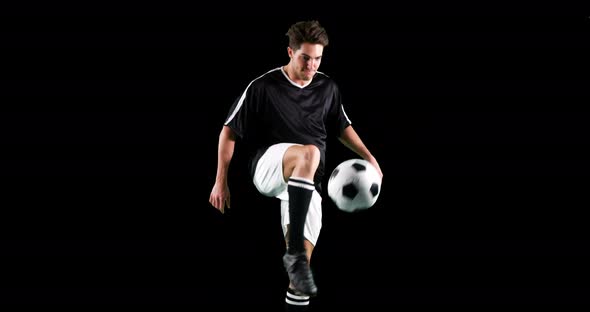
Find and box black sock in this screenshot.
[285,287,310,311]
[287,177,314,254]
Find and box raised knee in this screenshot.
[300,145,320,165]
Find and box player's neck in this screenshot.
[283,64,308,87]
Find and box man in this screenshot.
[209,20,383,310]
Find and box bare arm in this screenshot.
[338,125,383,178]
[209,125,236,214]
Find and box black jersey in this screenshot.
[224,67,351,192]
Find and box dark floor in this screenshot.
[2,173,589,306]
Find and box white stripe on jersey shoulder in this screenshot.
[315,70,329,78]
[341,104,352,124]
[225,68,282,125]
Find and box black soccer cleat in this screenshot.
[283,251,318,297]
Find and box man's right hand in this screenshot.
[209,182,231,214]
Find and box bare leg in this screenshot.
[282,145,320,183]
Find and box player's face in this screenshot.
[289,43,323,81]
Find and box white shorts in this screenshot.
[253,143,322,247]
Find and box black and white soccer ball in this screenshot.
[327,159,381,213]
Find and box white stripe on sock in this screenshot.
[285,298,310,306]
[288,181,315,191]
[289,177,314,185]
[286,291,310,300]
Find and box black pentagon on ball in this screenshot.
[330,168,339,180]
[370,183,379,196]
[351,163,366,172]
[342,183,359,199]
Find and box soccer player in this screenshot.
[209,20,383,310]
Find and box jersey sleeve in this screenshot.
[327,83,352,136]
[224,82,260,139]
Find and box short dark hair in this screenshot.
[285,20,329,50]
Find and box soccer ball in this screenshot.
[327,159,381,213]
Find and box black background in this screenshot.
[1,2,589,307]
